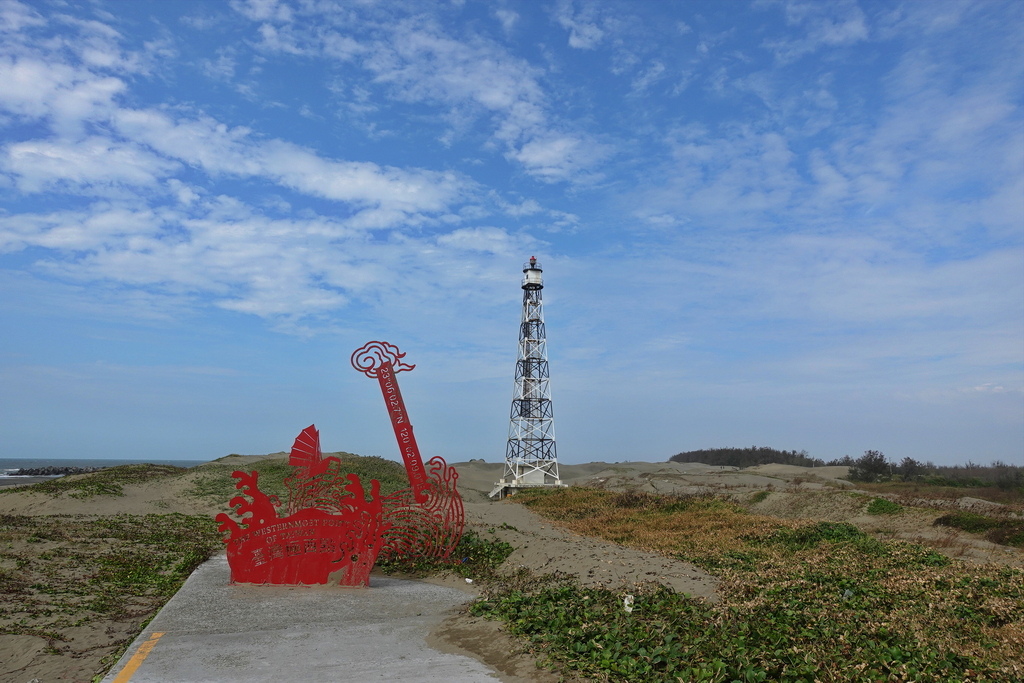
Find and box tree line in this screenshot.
[669,446,825,469]
[840,450,1023,489]
[669,447,1023,490]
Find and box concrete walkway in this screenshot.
[101,555,500,682]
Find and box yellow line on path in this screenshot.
[111,631,165,682]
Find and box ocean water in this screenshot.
[0,458,207,477]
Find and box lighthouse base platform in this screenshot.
[488,479,567,500]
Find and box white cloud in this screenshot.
[751,238,1023,332]
[200,49,237,81]
[0,190,532,324]
[260,140,462,211]
[109,107,466,215]
[733,70,839,135]
[53,14,140,71]
[510,133,608,183]
[964,384,1018,395]
[643,126,799,220]
[227,7,603,182]
[762,0,869,63]
[255,22,311,55]
[0,205,161,253]
[807,150,849,200]
[630,61,666,94]
[230,0,293,23]
[0,0,44,33]
[501,198,542,217]
[494,9,518,34]
[112,109,261,174]
[8,200,353,317]
[3,137,179,192]
[435,226,516,254]
[166,178,201,206]
[0,56,125,135]
[633,6,1024,252]
[800,44,1024,240]
[553,0,605,49]
[364,19,546,126]
[363,20,601,181]
[321,32,363,61]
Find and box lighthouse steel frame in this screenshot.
[492,258,563,498]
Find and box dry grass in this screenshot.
[859,481,1024,509]
[522,488,795,555]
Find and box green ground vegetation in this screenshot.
[748,490,770,504]
[471,488,1024,683]
[376,530,514,580]
[934,511,1024,548]
[0,464,188,498]
[186,454,410,503]
[866,497,903,515]
[0,513,222,677]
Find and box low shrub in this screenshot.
[866,497,903,515]
[758,521,868,550]
[749,490,770,504]
[375,530,513,579]
[934,511,999,533]
[934,512,1024,548]
[987,524,1024,548]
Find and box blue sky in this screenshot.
[1,0,1021,466]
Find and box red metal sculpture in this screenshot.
[217,341,463,586]
[351,341,465,560]
[217,426,390,586]
[351,342,429,502]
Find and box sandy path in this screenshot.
[449,461,719,597]
[455,485,719,601]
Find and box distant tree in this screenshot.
[848,450,890,483]
[991,461,1024,491]
[825,455,855,467]
[897,457,923,482]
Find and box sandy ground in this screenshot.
[0,457,1019,682]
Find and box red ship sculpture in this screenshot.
[217,341,463,586]
[216,425,390,586]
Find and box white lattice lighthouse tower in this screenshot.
[491,257,564,498]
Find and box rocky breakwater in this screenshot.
[13,466,105,476]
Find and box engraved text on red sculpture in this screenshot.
[351,341,465,560]
[217,425,390,586]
